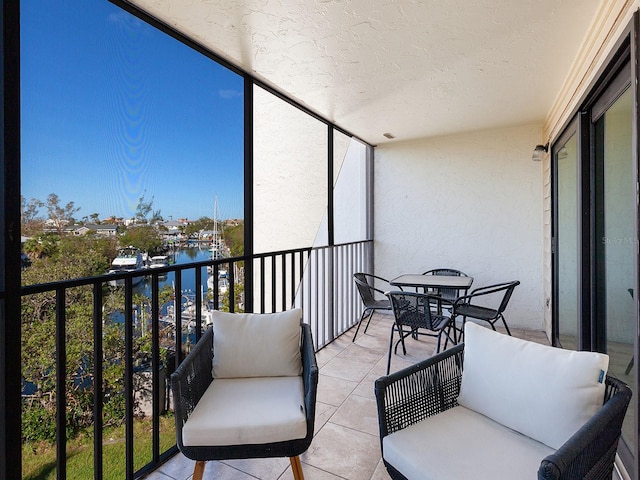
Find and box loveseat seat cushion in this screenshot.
[383,406,554,480]
[211,309,302,378]
[457,322,609,449]
[182,376,307,446]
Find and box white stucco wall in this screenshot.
[253,86,328,254]
[374,123,544,330]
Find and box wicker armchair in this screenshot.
[375,327,632,480]
[171,310,318,480]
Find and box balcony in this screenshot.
[144,312,549,480]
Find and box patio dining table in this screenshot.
[390,274,474,342]
[390,274,473,291]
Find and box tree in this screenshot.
[21,196,44,224]
[184,217,215,237]
[223,222,244,257]
[21,196,44,234]
[135,191,162,224]
[22,233,60,261]
[119,225,163,254]
[46,193,80,234]
[21,235,122,442]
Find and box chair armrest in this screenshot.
[301,323,319,437]
[171,327,214,445]
[375,344,464,441]
[537,376,632,480]
[453,281,512,307]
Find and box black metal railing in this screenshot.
[19,239,372,479]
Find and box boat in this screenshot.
[148,255,170,269]
[107,246,145,286]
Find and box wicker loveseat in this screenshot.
[171,309,318,480]
[375,323,631,480]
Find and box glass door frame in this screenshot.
[551,18,639,477]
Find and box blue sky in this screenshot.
[20,1,244,221]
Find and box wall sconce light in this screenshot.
[532,143,549,162]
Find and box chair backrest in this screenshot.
[387,291,438,330]
[354,273,390,306]
[497,281,520,313]
[422,268,470,301]
[422,268,466,277]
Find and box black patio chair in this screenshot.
[352,273,396,342]
[452,280,520,338]
[385,290,455,374]
[422,268,472,312]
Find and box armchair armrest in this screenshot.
[171,327,214,444]
[375,344,464,441]
[301,323,319,438]
[537,376,632,480]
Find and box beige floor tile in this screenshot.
[370,459,392,480]
[336,343,385,366]
[313,401,337,434]
[317,374,358,406]
[280,461,345,480]
[352,372,382,399]
[199,460,259,480]
[148,452,195,480]
[330,393,379,436]
[320,355,374,383]
[140,470,175,480]
[221,457,290,480]
[302,423,380,480]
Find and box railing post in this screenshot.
[93,283,103,480]
[56,287,67,480]
[124,278,134,480]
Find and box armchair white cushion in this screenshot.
[183,376,307,446]
[211,309,303,378]
[383,405,554,480]
[457,322,609,449]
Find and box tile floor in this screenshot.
[142,313,550,480]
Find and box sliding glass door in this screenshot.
[553,56,637,470]
[554,131,579,350]
[593,85,635,453]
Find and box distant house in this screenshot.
[161,220,185,232]
[74,224,119,237]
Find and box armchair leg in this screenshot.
[290,456,305,480]
[193,460,206,480]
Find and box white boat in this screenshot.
[207,269,229,293]
[107,246,145,286]
[148,255,170,269]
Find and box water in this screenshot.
[110,246,224,330]
[135,246,217,298]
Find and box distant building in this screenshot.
[74,224,119,237]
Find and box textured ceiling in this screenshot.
[127,0,601,145]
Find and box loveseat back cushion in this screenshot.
[211,309,302,378]
[182,376,307,446]
[457,322,609,450]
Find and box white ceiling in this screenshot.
[128,0,601,145]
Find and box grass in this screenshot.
[23,415,176,480]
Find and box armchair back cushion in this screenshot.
[211,309,303,378]
[457,323,609,449]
